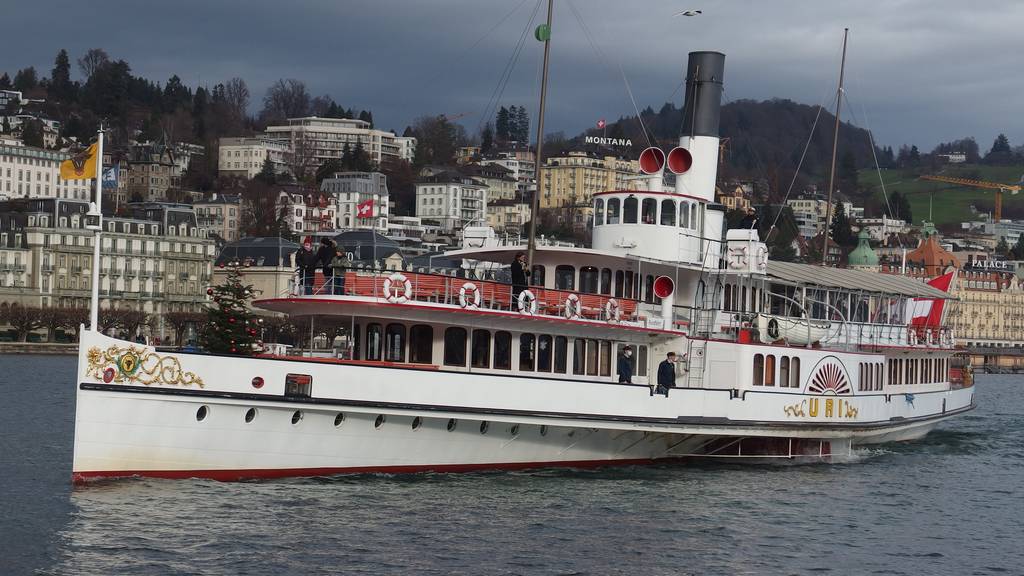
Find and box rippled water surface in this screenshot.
[2,354,1022,575]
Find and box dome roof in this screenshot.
[216,236,300,267]
[847,229,879,267]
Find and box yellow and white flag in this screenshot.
[59,143,98,180]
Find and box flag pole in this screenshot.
[89,126,105,331]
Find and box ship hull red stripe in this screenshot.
[72,458,661,484]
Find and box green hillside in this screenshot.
[860,164,1024,227]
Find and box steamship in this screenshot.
[71,51,975,482]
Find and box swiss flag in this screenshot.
[356,198,374,218]
[596,119,606,129]
[908,271,955,329]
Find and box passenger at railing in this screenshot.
[617,346,634,384]
[511,252,530,304]
[317,238,336,292]
[329,245,352,295]
[295,240,319,295]
[656,352,677,396]
[739,207,758,232]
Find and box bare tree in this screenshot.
[77,48,109,80]
[261,79,311,124]
[224,77,250,122]
[0,304,45,342]
[163,311,206,346]
[286,133,318,185]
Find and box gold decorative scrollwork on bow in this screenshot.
[86,345,204,388]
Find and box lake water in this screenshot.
[2,354,1021,575]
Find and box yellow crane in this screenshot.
[919,174,1023,221]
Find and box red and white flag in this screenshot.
[907,271,955,328]
[596,119,606,129]
[356,198,374,218]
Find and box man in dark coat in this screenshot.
[656,352,677,396]
[317,237,336,293]
[510,251,530,307]
[617,346,634,384]
[295,240,319,295]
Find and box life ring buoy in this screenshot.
[459,282,481,309]
[605,298,621,322]
[383,272,412,303]
[564,294,582,319]
[728,246,748,269]
[767,318,781,340]
[517,289,538,315]
[755,246,769,269]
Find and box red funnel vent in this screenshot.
[667,147,693,175]
[638,147,665,175]
[653,275,675,299]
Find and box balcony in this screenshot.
[41,264,54,274]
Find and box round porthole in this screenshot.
[510,424,520,436]
[251,376,264,389]
[412,416,422,430]
[291,410,303,425]
[244,408,257,423]
[374,414,386,429]
[196,405,208,422]
[334,413,345,427]
[447,418,457,432]
[479,421,489,434]
[539,425,548,436]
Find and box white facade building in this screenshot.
[277,187,339,237]
[263,117,415,169]
[479,153,535,194]
[415,172,488,234]
[0,141,92,201]
[858,216,910,242]
[787,195,860,239]
[218,137,289,179]
[320,171,389,233]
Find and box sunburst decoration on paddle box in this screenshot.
[807,357,851,395]
[86,345,204,388]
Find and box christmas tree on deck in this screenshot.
[200,261,260,355]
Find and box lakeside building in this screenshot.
[716,184,752,212]
[277,185,338,237]
[194,193,242,243]
[320,171,389,233]
[857,216,910,242]
[787,194,863,239]
[539,151,639,228]
[0,198,215,338]
[486,197,531,236]
[262,117,415,169]
[415,171,488,234]
[218,137,289,179]
[0,141,92,201]
[478,150,536,195]
[214,236,299,305]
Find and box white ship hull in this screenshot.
[72,332,975,482]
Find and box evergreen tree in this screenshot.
[340,142,354,169]
[352,141,373,171]
[49,49,74,103]
[513,106,530,142]
[1012,235,1024,260]
[255,157,277,184]
[21,119,44,147]
[192,86,208,140]
[984,133,1014,165]
[908,145,921,167]
[829,202,855,247]
[358,109,373,127]
[316,158,343,183]
[481,122,494,155]
[200,262,259,355]
[0,73,11,90]
[838,150,858,188]
[495,106,510,141]
[13,67,38,92]
[996,237,1009,257]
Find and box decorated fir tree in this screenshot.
[200,261,260,355]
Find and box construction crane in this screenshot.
[919,174,1023,221]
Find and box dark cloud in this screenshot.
[3,0,1021,151]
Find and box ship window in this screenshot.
[409,324,433,364]
[554,336,568,373]
[599,340,612,377]
[443,327,467,366]
[537,335,552,372]
[519,333,536,371]
[494,331,512,370]
[636,345,648,377]
[555,265,575,290]
[572,339,586,375]
[691,204,698,229]
[791,357,800,388]
[586,339,599,376]
[607,198,620,224]
[353,323,361,359]
[365,323,383,361]
[780,357,790,388]
[531,264,545,287]
[580,267,598,294]
[623,271,633,300]
[385,323,406,362]
[624,196,638,223]
[595,198,605,226]
[600,268,612,295]
[641,198,657,224]
[876,363,883,390]
[645,275,655,304]
[661,199,676,226]
[753,354,764,386]
[764,355,776,386]
[679,202,689,228]
[614,270,624,297]
[724,284,733,311]
[471,329,491,368]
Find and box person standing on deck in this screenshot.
[511,252,530,307]
[617,346,634,384]
[330,246,352,295]
[656,352,677,396]
[295,240,319,295]
[317,238,336,293]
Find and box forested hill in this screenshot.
[575,99,880,182]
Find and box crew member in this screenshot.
[511,252,530,306]
[617,346,634,384]
[656,352,677,396]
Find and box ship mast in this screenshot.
[526,0,554,270]
[821,28,849,266]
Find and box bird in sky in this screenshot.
[673,9,702,16]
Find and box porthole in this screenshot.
[251,376,264,389]
[291,410,303,425]
[334,413,345,427]
[539,425,548,436]
[244,408,257,423]
[196,405,208,421]
[510,424,520,436]
[447,418,457,432]
[412,416,423,430]
[375,414,386,428]
[479,421,489,434]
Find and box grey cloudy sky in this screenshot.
[3,0,1021,151]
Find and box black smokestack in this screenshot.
[681,51,725,138]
